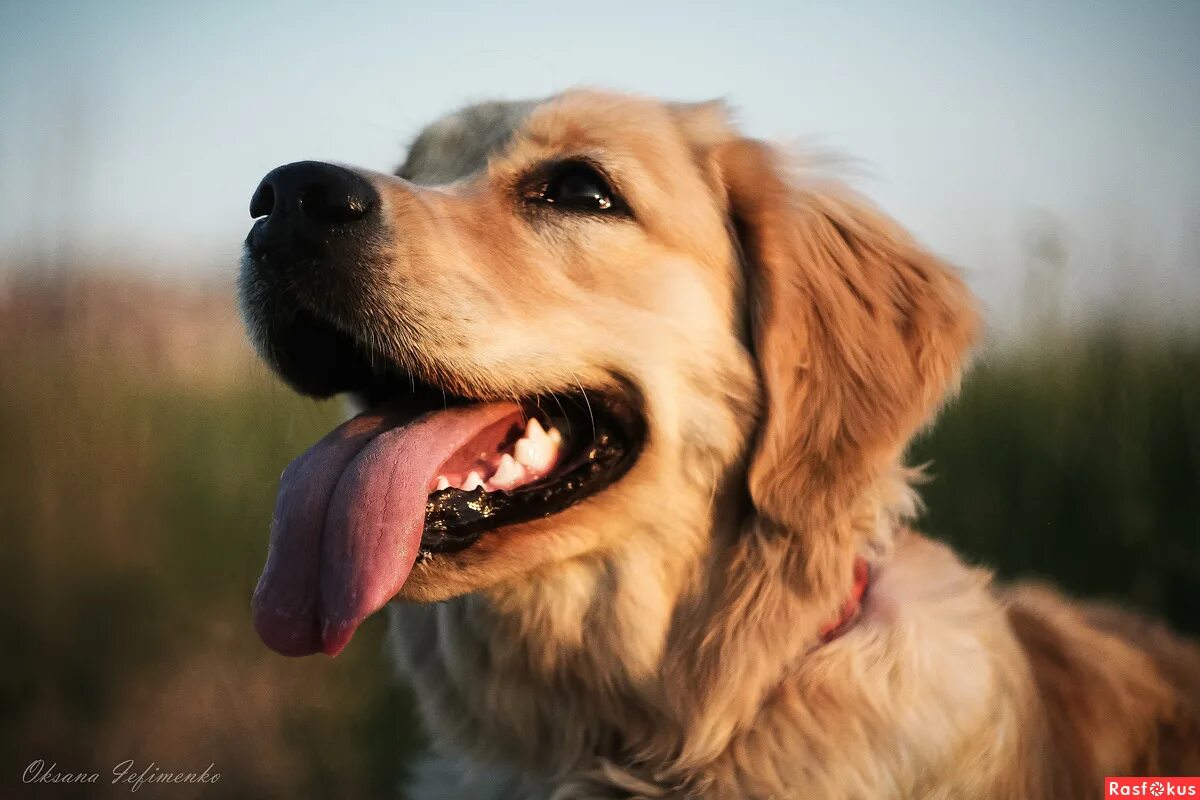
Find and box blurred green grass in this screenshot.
[1,275,1197,796]
[912,327,1200,632]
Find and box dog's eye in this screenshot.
[524,162,628,216]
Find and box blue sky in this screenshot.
[1,0,1197,324]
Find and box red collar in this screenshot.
[817,557,870,643]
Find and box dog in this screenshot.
[239,89,1200,799]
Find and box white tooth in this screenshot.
[526,417,547,441]
[514,437,535,467]
[548,427,562,446]
[434,476,450,491]
[515,436,552,471]
[462,471,485,491]
[489,453,524,488]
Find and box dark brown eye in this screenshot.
[524,161,629,216]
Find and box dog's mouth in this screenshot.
[250,304,644,657]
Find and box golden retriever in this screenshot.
[238,89,1200,799]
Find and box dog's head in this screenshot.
[240,90,977,657]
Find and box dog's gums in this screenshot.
[431,417,562,493]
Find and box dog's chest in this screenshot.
[386,599,667,785]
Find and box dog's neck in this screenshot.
[393,466,918,787]
[817,555,870,642]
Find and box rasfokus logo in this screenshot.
[1106,778,1200,797]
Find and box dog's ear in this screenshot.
[715,139,978,542]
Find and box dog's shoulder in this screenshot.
[1004,581,1200,779]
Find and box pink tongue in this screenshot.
[252,402,521,657]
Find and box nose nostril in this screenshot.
[250,182,275,219]
[247,162,377,259]
[297,182,372,225]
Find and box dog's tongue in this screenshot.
[252,402,521,657]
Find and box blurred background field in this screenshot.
[914,326,1200,626]
[0,274,421,798]
[2,0,1198,797]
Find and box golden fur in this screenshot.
[308,90,1199,798]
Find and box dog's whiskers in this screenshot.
[512,392,530,427]
[550,391,573,438]
[570,372,597,442]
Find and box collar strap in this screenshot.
[817,556,870,643]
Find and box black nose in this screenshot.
[246,161,378,259]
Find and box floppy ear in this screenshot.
[716,139,978,544]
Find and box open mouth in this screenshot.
[250,303,644,657]
[420,399,641,553]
